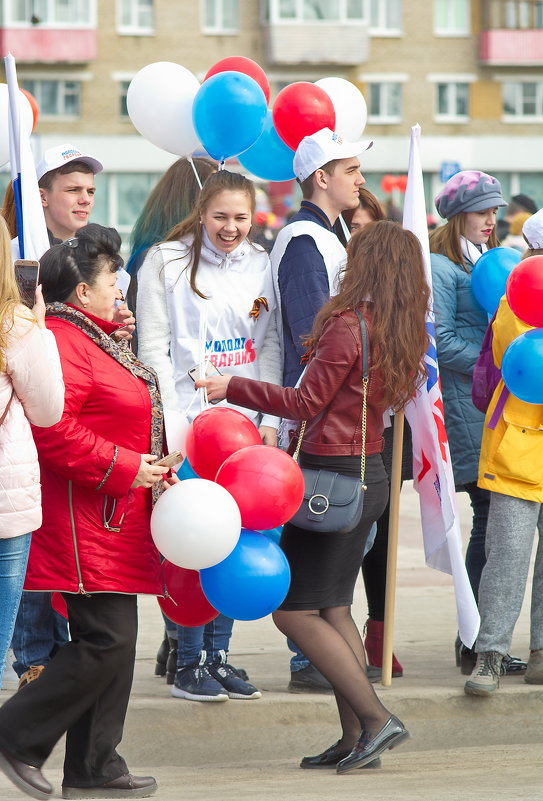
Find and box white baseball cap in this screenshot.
[522,208,543,249]
[293,128,373,183]
[36,142,103,181]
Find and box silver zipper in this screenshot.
[68,480,91,597]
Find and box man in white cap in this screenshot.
[270,127,372,692]
[35,142,103,243]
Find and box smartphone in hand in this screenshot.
[154,450,183,469]
[187,362,222,382]
[14,260,39,308]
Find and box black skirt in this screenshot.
[279,452,389,611]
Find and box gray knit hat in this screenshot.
[435,170,506,220]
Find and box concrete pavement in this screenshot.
[1,485,542,800]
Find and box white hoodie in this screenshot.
[136,231,281,430]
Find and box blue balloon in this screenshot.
[200,529,290,620]
[193,71,267,161]
[502,329,543,404]
[471,247,522,315]
[176,457,198,480]
[260,526,283,545]
[238,110,295,181]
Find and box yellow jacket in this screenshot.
[478,297,543,501]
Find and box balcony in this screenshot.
[262,21,369,66]
[480,0,543,65]
[0,26,97,63]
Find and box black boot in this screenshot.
[155,629,169,677]
[166,637,178,685]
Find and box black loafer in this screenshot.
[0,749,53,799]
[336,715,409,774]
[300,740,381,769]
[62,773,157,798]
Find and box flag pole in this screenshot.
[381,410,404,686]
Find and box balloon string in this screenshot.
[187,156,202,189]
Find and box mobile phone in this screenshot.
[14,260,39,308]
[187,362,222,382]
[154,450,183,469]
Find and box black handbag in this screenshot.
[289,310,369,534]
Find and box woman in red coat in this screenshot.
[0,225,170,801]
[198,222,430,775]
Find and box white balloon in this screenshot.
[151,478,241,570]
[127,62,201,157]
[0,85,34,169]
[315,77,368,141]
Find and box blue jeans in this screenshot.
[11,590,69,678]
[176,614,233,668]
[0,533,31,687]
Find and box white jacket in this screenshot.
[0,307,64,539]
[136,232,281,430]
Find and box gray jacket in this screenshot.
[430,253,488,486]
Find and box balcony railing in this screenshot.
[262,21,369,66]
[0,27,96,63]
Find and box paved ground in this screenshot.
[1,486,542,800]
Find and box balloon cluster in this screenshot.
[151,407,304,622]
[380,175,407,194]
[126,57,367,181]
[500,255,543,404]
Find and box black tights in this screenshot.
[273,606,391,748]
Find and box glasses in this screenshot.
[62,237,79,248]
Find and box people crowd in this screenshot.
[0,127,541,800]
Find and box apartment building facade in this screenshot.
[1,0,542,238]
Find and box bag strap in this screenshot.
[293,309,369,488]
[0,388,15,427]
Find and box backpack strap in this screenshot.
[487,384,509,430]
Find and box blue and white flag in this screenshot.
[5,52,49,261]
[403,124,480,647]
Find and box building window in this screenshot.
[203,0,239,32]
[119,81,130,118]
[434,0,470,35]
[503,81,543,120]
[368,0,401,32]
[117,0,154,34]
[265,0,365,22]
[436,82,469,120]
[7,0,94,24]
[21,78,80,117]
[368,82,402,123]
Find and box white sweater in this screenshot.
[136,233,281,429]
[0,308,64,539]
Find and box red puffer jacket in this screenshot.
[24,314,162,595]
[227,308,387,456]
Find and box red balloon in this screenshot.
[380,174,396,194]
[158,559,219,627]
[185,407,262,481]
[215,445,304,530]
[51,592,68,619]
[272,82,336,151]
[204,57,270,104]
[506,255,543,327]
[396,175,408,192]
[20,89,39,132]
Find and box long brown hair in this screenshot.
[1,182,18,239]
[164,170,256,299]
[0,214,25,371]
[429,212,499,271]
[305,221,430,410]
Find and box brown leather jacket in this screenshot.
[227,309,386,457]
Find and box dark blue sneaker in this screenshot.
[209,650,261,700]
[171,654,228,702]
